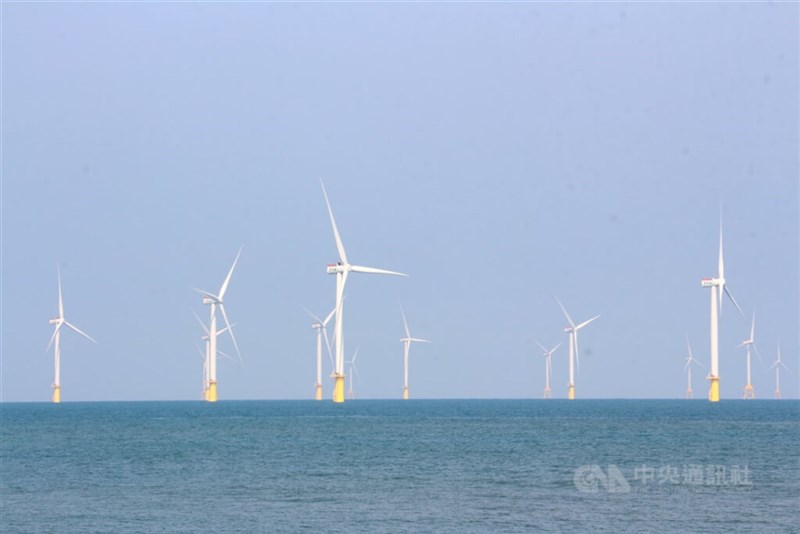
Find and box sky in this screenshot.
[1,2,797,402]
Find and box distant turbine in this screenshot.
[700,217,744,402]
[738,311,763,400]
[321,181,407,403]
[683,336,704,399]
[304,306,336,400]
[347,347,360,400]
[768,343,791,399]
[194,247,242,402]
[556,297,599,400]
[534,339,561,399]
[192,310,236,399]
[399,307,430,400]
[45,267,96,403]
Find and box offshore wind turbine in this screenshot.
[45,268,96,403]
[684,336,704,399]
[700,219,743,402]
[193,310,236,399]
[556,298,599,400]
[738,311,763,400]
[400,308,430,400]
[535,340,561,399]
[304,306,336,400]
[321,181,407,403]
[193,247,242,402]
[768,343,791,399]
[347,347,360,399]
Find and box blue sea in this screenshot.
[1,400,798,533]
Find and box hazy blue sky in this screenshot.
[2,2,797,401]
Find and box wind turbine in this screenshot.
[192,310,236,399]
[700,218,744,402]
[400,307,430,400]
[45,267,96,403]
[193,247,242,402]
[684,336,704,399]
[738,311,763,400]
[534,340,561,399]
[321,181,407,403]
[556,298,599,400]
[768,343,791,399]
[304,306,336,400]
[347,347,360,399]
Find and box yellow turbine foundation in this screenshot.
[206,381,218,402]
[568,385,575,400]
[332,374,345,403]
[403,387,409,400]
[315,384,323,401]
[743,384,754,400]
[708,377,719,402]
[52,386,61,404]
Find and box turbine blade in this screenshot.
[533,339,547,353]
[302,306,323,325]
[724,286,744,316]
[192,287,218,301]
[323,306,337,327]
[219,304,242,365]
[750,311,756,343]
[218,349,236,363]
[45,323,62,353]
[576,314,600,330]
[410,338,430,343]
[321,180,349,265]
[752,343,764,366]
[574,332,580,374]
[192,309,210,335]
[401,306,410,338]
[351,265,408,277]
[555,297,575,328]
[64,321,97,344]
[218,246,242,300]
[57,267,64,319]
[718,221,725,280]
[549,343,562,356]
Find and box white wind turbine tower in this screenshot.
[193,247,243,402]
[738,311,763,400]
[347,347,360,399]
[321,181,407,403]
[535,340,561,399]
[304,306,336,400]
[768,343,791,399]
[193,310,236,399]
[684,336,704,399]
[700,219,743,402]
[556,298,599,400]
[46,267,96,403]
[399,307,430,400]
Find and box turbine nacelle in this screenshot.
[202,296,216,305]
[49,318,61,325]
[700,278,722,288]
[327,263,344,274]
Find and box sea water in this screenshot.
[1,400,798,533]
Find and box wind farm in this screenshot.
[768,344,791,399]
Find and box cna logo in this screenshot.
[574,465,631,493]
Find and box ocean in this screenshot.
[1,400,798,533]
